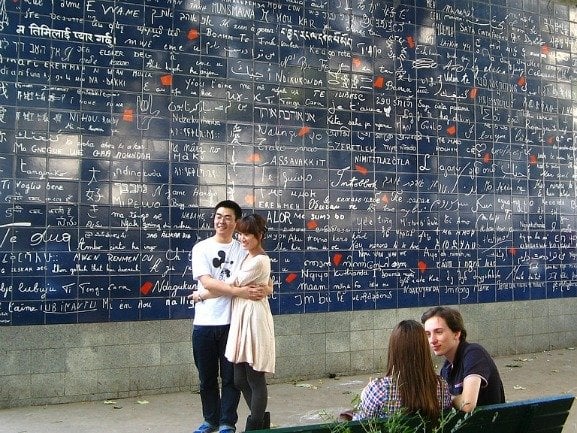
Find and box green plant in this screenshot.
[324,394,467,433]
[432,408,465,433]
[378,409,418,433]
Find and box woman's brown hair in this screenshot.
[236,213,267,239]
[386,319,442,421]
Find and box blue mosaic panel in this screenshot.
[0,0,576,325]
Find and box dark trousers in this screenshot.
[234,362,268,422]
[193,325,240,427]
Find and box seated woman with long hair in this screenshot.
[354,319,452,421]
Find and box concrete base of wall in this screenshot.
[2,299,577,408]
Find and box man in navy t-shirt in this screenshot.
[421,306,505,412]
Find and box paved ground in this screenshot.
[1,348,576,433]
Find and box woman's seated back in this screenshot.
[354,320,452,421]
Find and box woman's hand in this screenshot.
[235,284,266,301]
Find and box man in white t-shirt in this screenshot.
[189,200,266,433]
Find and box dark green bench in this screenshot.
[254,394,574,433]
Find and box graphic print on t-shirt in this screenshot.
[213,250,234,280]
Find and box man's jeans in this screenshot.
[193,325,240,427]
